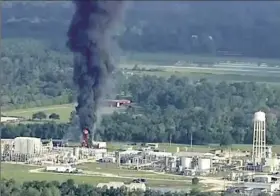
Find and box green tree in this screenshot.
[49,113,60,120]
[192,177,199,185]
[40,188,52,196]
[20,187,40,196]
[49,186,61,196]
[32,112,47,120]
[220,131,234,147]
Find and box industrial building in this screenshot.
[2,110,280,193]
[97,182,146,192]
[41,139,69,147]
[224,111,280,194]
[103,99,131,108]
[0,136,108,163]
[92,141,107,149]
[45,165,78,173]
[226,174,280,194]
[0,116,20,123]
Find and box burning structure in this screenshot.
[82,128,90,148]
[67,0,125,147]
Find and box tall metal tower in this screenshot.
[252,111,266,165]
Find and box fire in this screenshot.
[82,128,90,148]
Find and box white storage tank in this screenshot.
[266,146,272,158]
[198,158,211,171]
[181,157,192,169]
[14,137,42,155]
[92,141,107,149]
[254,111,266,122]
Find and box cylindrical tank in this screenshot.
[198,158,211,170]
[14,137,42,155]
[181,157,192,169]
[254,111,266,122]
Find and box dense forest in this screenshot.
[0,179,216,196]
[2,1,280,58]
[2,38,280,144]
[0,39,73,109]
[3,69,280,144]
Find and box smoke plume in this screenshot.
[67,0,125,144]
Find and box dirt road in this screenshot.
[28,167,230,191]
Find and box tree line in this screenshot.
[2,1,280,58]
[3,75,280,145]
[0,179,216,196]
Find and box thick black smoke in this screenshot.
[67,0,125,145]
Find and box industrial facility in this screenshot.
[97,182,146,192]
[2,111,280,194]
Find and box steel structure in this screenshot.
[252,111,266,165]
[82,128,90,148]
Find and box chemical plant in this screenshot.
[2,111,280,194]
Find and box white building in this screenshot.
[97,182,146,192]
[97,182,125,189]
[45,165,77,173]
[92,141,107,149]
[145,151,172,158]
[175,151,214,158]
[119,150,141,156]
[0,116,20,123]
[126,183,146,192]
[238,175,280,192]
[242,182,279,192]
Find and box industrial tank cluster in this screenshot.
[14,137,42,154]
[1,136,108,163]
[181,157,211,171]
[1,137,42,155]
[2,111,280,194]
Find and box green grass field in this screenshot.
[3,104,74,123]
[2,104,117,123]
[120,51,280,83]
[1,163,129,185]
[121,63,280,83]
[122,52,280,66]
[1,163,193,188]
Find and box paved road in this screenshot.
[29,167,229,191]
[29,167,192,182]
